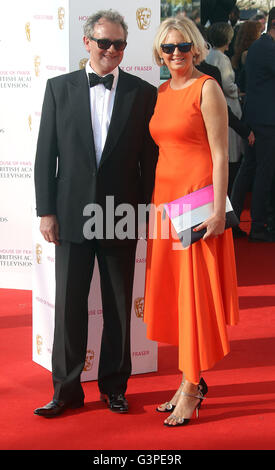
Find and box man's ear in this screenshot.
[83,36,91,52]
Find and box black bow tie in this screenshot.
[88,73,114,90]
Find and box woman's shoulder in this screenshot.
[197,73,218,88]
[158,80,170,93]
[201,75,224,99]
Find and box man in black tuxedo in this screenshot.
[34,10,158,417]
[231,8,275,242]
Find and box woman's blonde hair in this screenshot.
[153,16,209,66]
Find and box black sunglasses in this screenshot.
[90,37,127,51]
[160,42,193,54]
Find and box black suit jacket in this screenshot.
[34,68,158,244]
[244,33,275,127]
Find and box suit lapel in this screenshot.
[67,69,97,171]
[99,69,138,168]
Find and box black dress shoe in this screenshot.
[100,393,128,413]
[34,399,84,418]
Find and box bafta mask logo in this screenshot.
[28,115,32,131]
[36,243,42,264]
[79,58,88,70]
[58,7,65,30]
[34,56,41,77]
[136,8,152,30]
[134,297,144,319]
[25,22,31,41]
[36,334,43,355]
[83,349,95,371]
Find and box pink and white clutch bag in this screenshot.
[164,184,238,248]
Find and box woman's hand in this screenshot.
[193,214,226,240]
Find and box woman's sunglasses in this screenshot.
[160,42,193,54]
[90,37,127,51]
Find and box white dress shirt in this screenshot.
[85,61,119,167]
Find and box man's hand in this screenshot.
[40,215,60,245]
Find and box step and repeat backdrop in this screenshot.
[0,0,160,381]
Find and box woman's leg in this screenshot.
[157,373,185,411]
[164,378,203,426]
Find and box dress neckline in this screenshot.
[168,74,206,91]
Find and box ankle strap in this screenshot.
[180,391,205,400]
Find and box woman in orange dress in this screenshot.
[143,16,239,427]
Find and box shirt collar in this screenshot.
[85,60,119,90]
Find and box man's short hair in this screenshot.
[83,10,128,39]
[208,22,234,48]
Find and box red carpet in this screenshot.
[1,216,275,452]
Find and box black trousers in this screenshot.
[231,124,275,229]
[52,239,137,404]
[230,141,256,220]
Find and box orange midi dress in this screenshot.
[143,75,239,384]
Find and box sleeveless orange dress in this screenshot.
[143,75,239,384]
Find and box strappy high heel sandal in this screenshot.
[156,381,184,413]
[199,377,208,396]
[156,377,208,413]
[163,389,205,427]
